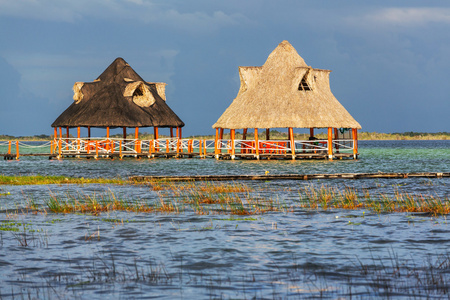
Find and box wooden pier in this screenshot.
[0,137,358,160]
[130,172,450,182]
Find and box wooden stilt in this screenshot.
[135,127,139,153]
[215,128,219,158]
[327,127,333,160]
[15,141,19,160]
[77,127,81,153]
[254,128,259,159]
[230,129,235,159]
[352,128,358,159]
[289,127,295,159]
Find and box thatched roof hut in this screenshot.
[213,40,361,130]
[52,57,184,129]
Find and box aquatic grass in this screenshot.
[0,175,125,185]
[300,184,450,216]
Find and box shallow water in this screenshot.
[0,140,449,299]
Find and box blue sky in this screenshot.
[0,0,449,136]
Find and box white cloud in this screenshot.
[363,7,450,26]
[0,0,249,33]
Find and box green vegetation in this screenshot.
[0,175,124,185]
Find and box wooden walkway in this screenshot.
[130,172,450,182]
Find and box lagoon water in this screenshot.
[0,140,449,299]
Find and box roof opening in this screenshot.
[298,77,312,91]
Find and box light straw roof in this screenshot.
[213,41,361,129]
[52,57,184,128]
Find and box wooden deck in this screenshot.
[0,138,358,160]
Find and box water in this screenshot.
[0,140,449,299]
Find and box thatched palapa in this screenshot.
[213,41,360,130]
[52,58,184,130]
[212,41,361,160]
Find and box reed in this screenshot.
[0,175,124,185]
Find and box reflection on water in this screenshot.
[0,141,449,299]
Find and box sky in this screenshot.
[0,0,449,136]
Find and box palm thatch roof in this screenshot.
[213,41,361,129]
[52,57,184,128]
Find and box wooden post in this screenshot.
[289,127,295,160]
[310,128,314,138]
[8,141,11,154]
[135,127,139,153]
[219,128,224,140]
[15,141,19,160]
[170,128,174,138]
[88,126,91,140]
[106,127,110,139]
[254,128,259,159]
[266,128,270,140]
[199,140,203,157]
[119,140,123,159]
[77,127,81,153]
[54,127,57,140]
[95,141,99,159]
[327,127,333,160]
[352,128,358,159]
[154,127,159,152]
[230,129,235,159]
[215,128,219,158]
[123,127,127,140]
[59,127,62,140]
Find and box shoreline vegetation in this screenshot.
[1,131,450,141]
[1,175,449,216]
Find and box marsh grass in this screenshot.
[301,184,450,216]
[0,175,124,185]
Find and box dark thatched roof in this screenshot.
[52,57,184,128]
[213,41,361,130]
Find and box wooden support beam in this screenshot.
[219,128,224,140]
[8,141,11,154]
[266,128,270,140]
[327,127,333,160]
[59,127,62,140]
[135,127,139,152]
[254,128,259,159]
[54,127,57,140]
[88,126,91,140]
[289,127,295,159]
[230,129,235,159]
[352,128,358,159]
[310,128,314,138]
[66,127,69,150]
[243,128,247,140]
[106,127,110,139]
[215,128,219,157]
[170,127,174,138]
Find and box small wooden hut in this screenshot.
[213,40,361,160]
[52,57,184,148]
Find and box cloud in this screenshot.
[360,7,450,27]
[0,0,249,33]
